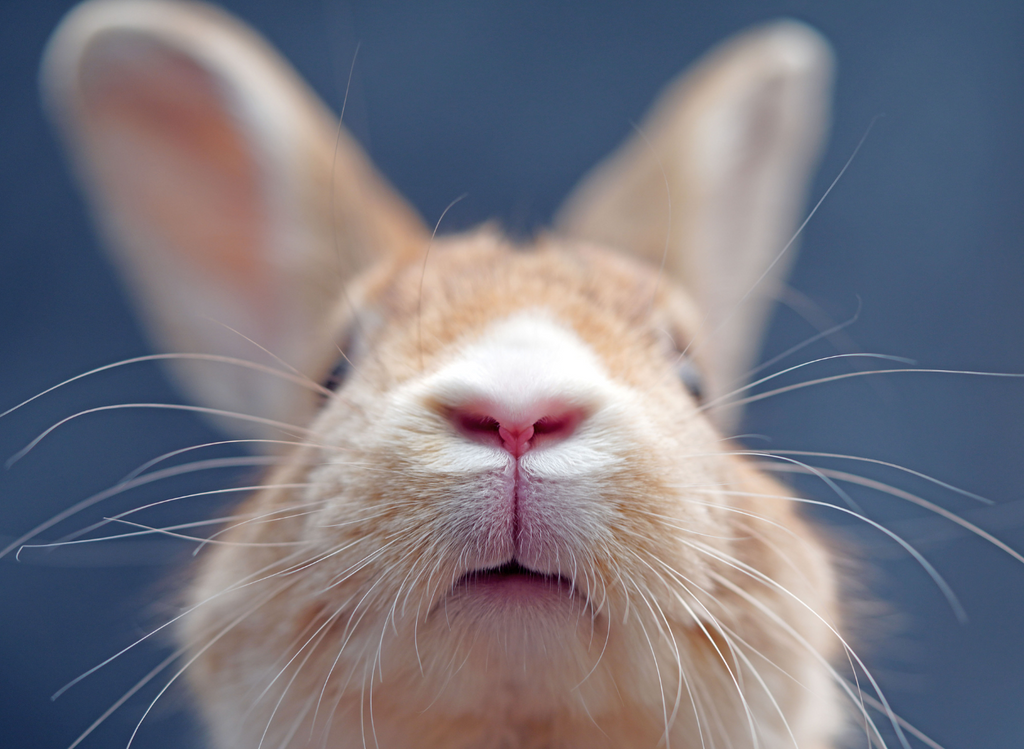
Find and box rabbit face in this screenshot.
[42,1,842,746]
[303,233,723,639]
[180,233,841,748]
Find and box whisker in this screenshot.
[710,367,1024,415]
[741,297,862,384]
[19,448,402,561]
[67,577,294,749]
[759,449,995,505]
[695,547,910,749]
[3,457,287,560]
[662,531,889,746]
[18,511,299,552]
[195,500,334,553]
[324,540,404,591]
[17,481,318,560]
[615,540,757,746]
[121,582,299,749]
[857,692,948,749]
[250,604,347,748]
[52,546,318,700]
[118,438,323,484]
[417,193,468,372]
[325,40,395,389]
[315,565,413,747]
[197,500,412,556]
[203,319,320,387]
[630,593,676,749]
[7,402,313,468]
[759,463,1024,565]
[636,488,949,747]
[667,449,863,512]
[0,352,330,423]
[630,554,725,747]
[698,352,913,415]
[65,649,181,749]
[99,517,314,549]
[690,486,966,623]
[683,116,881,367]
[642,548,809,749]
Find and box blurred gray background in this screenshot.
[1,1,1022,747]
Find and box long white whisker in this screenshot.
[692,486,966,623]
[204,319,317,386]
[3,457,289,560]
[8,402,313,468]
[64,650,181,749]
[645,548,806,749]
[118,438,325,484]
[630,593,676,749]
[741,298,862,384]
[857,692,949,749]
[16,482,319,562]
[417,193,468,372]
[627,546,760,747]
[761,449,994,504]
[710,367,1024,415]
[684,116,880,367]
[19,509,316,553]
[686,534,922,749]
[53,546,317,701]
[98,517,314,548]
[251,604,349,749]
[122,583,297,749]
[66,578,293,749]
[759,463,1024,565]
[699,352,913,415]
[0,352,330,423]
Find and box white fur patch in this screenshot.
[420,309,614,420]
[396,310,634,573]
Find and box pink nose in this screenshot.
[450,405,584,457]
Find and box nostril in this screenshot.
[450,410,505,451]
[532,413,581,438]
[448,405,585,457]
[454,412,501,437]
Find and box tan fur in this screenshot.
[183,236,844,748]
[43,2,850,747]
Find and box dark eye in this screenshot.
[322,355,351,393]
[676,356,704,402]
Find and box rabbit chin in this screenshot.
[429,565,598,656]
[391,588,620,717]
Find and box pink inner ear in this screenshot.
[78,33,271,301]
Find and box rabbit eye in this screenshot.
[322,355,351,393]
[321,329,360,395]
[676,357,703,402]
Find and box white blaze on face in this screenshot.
[401,310,634,574]
[423,310,612,423]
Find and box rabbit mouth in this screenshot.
[451,561,581,603]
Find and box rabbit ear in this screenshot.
[42,0,427,434]
[557,21,833,433]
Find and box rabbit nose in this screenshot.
[450,406,585,457]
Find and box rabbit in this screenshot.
[33,0,887,747]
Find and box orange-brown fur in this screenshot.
[182,234,843,748]
[43,2,848,747]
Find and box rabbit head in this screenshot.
[43,2,846,747]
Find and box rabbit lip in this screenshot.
[462,560,562,582]
[451,560,581,602]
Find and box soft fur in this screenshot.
[43,2,850,747]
